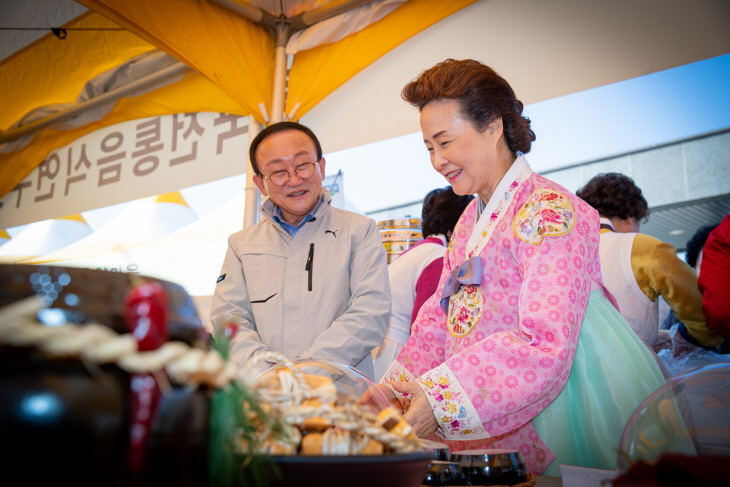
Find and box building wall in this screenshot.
[369,129,730,250]
[543,129,730,203]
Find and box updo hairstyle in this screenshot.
[401,59,535,154]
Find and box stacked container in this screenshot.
[378,218,423,264]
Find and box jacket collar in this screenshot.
[260,188,332,230]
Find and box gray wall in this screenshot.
[544,129,730,204]
[370,129,730,250]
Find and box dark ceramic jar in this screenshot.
[0,264,210,486]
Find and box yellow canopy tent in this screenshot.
[2,0,729,230]
[0,0,476,237]
[75,0,477,123]
[0,0,477,210]
[0,8,270,202]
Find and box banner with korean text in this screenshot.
[0,112,249,229]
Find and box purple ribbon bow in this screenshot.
[440,256,483,314]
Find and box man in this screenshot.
[576,173,723,368]
[210,122,391,376]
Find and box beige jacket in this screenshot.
[210,190,391,377]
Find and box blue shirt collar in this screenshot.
[272,192,324,237]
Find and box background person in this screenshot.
[372,186,473,381]
[661,224,717,337]
[685,224,719,276]
[698,214,730,344]
[576,173,723,362]
[210,122,391,377]
[362,59,664,477]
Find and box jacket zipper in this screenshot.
[305,243,314,291]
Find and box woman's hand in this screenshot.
[358,383,402,412]
[392,381,439,439]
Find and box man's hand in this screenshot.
[392,381,438,439]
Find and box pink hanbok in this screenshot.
[381,156,664,476]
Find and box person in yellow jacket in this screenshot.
[577,173,723,371]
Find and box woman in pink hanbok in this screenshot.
[361,59,665,476]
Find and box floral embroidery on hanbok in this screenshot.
[381,362,416,402]
[513,189,575,244]
[447,284,483,337]
[469,178,528,258]
[418,365,488,438]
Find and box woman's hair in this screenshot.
[576,173,650,222]
[401,59,535,154]
[421,186,474,238]
[685,223,719,268]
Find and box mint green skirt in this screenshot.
[532,290,666,476]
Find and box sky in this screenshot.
[524,53,730,172]
[324,53,730,215]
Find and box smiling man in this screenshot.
[210,122,391,377]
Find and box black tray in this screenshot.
[263,450,434,487]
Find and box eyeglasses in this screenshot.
[261,160,320,186]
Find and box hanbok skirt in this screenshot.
[442,289,666,476]
[531,289,665,476]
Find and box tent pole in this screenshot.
[244,118,263,228]
[271,22,291,124]
[244,21,289,229]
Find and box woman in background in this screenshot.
[576,173,723,370]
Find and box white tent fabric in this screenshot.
[20,193,198,267]
[0,0,87,62]
[286,0,406,55]
[146,192,244,249]
[0,217,92,263]
[125,192,245,296]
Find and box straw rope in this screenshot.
[0,296,237,389]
